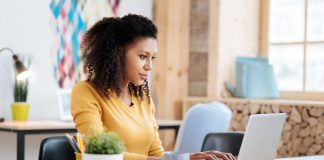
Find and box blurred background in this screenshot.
[1,0,324,159]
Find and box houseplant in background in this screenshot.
[12,77,29,121]
[0,47,31,121]
[82,131,125,160]
[11,53,31,121]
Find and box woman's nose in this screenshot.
[144,59,153,70]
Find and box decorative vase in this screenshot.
[82,153,123,160]
[11,102,30,121]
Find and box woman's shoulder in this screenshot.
[71,81,105,103]
[72,80,97,94]
[73,80,93,90]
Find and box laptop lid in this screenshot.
[238,113,286,160]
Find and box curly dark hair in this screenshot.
[81,14,157,102]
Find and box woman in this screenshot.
[71,14,236,160]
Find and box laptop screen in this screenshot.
[238,113,286,160]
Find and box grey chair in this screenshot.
[174,101,232,153]
[201,132,244,156]
[38,136,75,160]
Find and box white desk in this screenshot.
[0,119,181,160]
[0,121,76,160]
[277,155,324,160]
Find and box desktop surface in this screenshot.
[276,155,324,160]
[0,119,181,130]
[0,121,75,130]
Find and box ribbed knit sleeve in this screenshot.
[71,82,104,136]
[148,104,164,157]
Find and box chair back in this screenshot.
[201,132,244,156]
[38,136,75,160]
[174,101,232,153]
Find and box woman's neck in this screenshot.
[119,82,132,106]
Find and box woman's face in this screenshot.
[123,37,157,86]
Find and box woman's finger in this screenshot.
[224,153,236,160]
[190,153,207,160]
[191,152,220,160]
[204,151,229,160]
[205,154,218,160]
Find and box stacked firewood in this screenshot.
[182,98,324,157]
[224,102,324,158]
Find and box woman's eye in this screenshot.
[152,56,156,60]
[139,55,146,59]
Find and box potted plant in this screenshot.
[11,78,30,121]
[82,131,125,160]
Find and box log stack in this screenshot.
[182,98,324,158]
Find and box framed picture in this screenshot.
[58,89,72,121]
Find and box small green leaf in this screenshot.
[14,79,28,102]
[85,131,125,154]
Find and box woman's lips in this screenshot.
[139,73,148,80]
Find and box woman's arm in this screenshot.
[147,102,164,157]
[71,84,104,136]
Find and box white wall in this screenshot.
[0,0,154,121]
[0,0,58,120]
[0,0,153,159]
[216,0,260,96]
[118,0,153,18]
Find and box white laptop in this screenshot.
[238,113,287,160]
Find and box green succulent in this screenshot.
[14,79,28,102]
[86,131,125,154]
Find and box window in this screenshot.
[261,0,324,100]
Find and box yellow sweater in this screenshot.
[71,81,164,160]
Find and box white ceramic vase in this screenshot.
[82,153,123,160]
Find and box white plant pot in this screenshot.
[82,153,123,160]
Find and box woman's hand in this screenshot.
[204,151,236,160]
[190,151,237,160]
[191,152,218,160]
